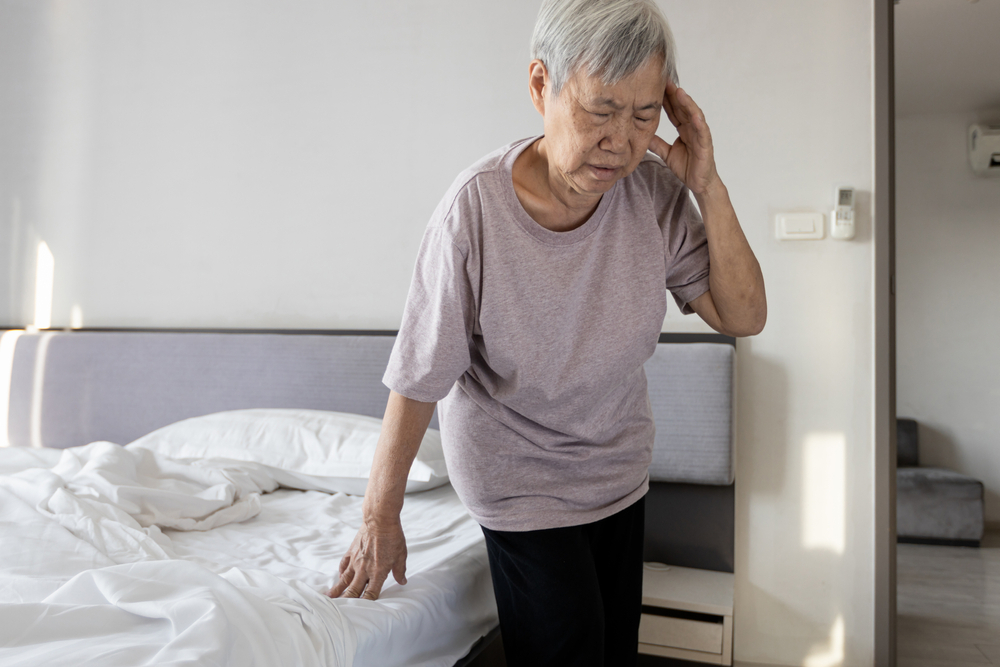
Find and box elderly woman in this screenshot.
[329,0,765,663]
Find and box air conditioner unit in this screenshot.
[968,124,1000,177]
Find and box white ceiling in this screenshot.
[895,0,1000,117]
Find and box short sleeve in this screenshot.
[660,185,710,315]
[383,226,475,402]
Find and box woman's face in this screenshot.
[537,57,665,198]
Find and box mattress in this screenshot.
[0,445,497,666]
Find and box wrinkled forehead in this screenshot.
[563,58,666,107]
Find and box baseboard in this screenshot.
[897,536,980,548]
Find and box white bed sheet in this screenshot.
[0,444,497,666]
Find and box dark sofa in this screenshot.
[896,418,985,547]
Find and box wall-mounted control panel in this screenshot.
[830,186,855,240]
[775,212,825,240]
[775,186,857,241]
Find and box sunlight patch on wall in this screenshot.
[802,431,846,554]
[29,332,55,449]
[0,330,24,448]
[70,304,84,329]
[33,241,54,330]
[804,614,845,667]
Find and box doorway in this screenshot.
[892,0,1000,665]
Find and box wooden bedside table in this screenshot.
[638,563,734,665]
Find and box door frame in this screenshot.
[874,0,897,664]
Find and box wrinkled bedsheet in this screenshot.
[0,444,495,666]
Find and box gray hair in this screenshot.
[530,0,677,98]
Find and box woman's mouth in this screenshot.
[589,165,620,180]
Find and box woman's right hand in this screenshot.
[327,516,408,600]
[325,390,435,601]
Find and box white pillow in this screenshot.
[126,408,448,495]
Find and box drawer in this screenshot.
[638,611,724,654]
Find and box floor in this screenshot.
[897,529,1000,666]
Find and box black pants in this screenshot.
[480,497,645,667]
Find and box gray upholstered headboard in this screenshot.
[0,329,735,571]
[1,330,419,449]
[647,340,735,486]
[2,330,735,460]
[645,332,736,573]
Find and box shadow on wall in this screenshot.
[736,353,852,665]
[917,422,962,471]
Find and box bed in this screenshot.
[0,329,736,666]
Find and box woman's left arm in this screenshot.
[649,81,766,338]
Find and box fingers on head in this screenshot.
[664,104,679,127]
[675,89,702,122]
[680,93,705,125]
[690,113,712,149]
[692,108,708,131]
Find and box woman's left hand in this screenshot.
[648,81,720,196]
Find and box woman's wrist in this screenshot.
[693,176,730,219]
[363,478,406,524]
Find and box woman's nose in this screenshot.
[601,116,631,153]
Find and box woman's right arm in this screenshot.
[326,390,437,600]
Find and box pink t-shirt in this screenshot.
[383,136,710,531]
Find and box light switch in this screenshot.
[776,212,825,240]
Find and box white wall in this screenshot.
[0,1,542,329]
[661,4,876,664]
[896,111,1000,525]
[0,1,45,326]
[0,1,880,664]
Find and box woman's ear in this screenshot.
[528,59,548,116]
